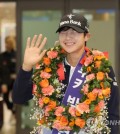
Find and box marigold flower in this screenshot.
[95,61,101,68]
[56,116,61,120]
[98,94,104,99]
[94,55,105,60]
[43,97,50,104]
[69,120,75,127]
[87,92,97,101]
[48,100,56,109]
[84,99,91,105]
[75,118,85,128]
[75,110,81,116]
[87,66,91,72]
[100,82,104,88]
[44,67,52,73]
[97,72,105,81]
[60,116,68,126]
[94,105,100,113]
[102,88,111,97]
[43,57,51,65]
[39,79,49,88]
[37,117,46,125]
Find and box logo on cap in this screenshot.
[67,14,74,19]
[56,13,89,33]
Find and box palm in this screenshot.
[24,47,42,66]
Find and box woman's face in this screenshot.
[59,28,90,55]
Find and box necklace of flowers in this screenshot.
[30,45,112,134]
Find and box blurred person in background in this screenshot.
[0,35,16,125]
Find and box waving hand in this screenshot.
[22,34,47,71]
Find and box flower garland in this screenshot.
[30,45,112,134]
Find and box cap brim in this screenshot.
[56,25,85,33]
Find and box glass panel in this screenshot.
[21,10,62,129]
[72,9,116,70]
[22,11,62,58]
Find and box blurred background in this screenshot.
[0,0,120,134]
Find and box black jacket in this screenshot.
[0,50,16,90]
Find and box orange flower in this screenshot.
[98,94,104,99]
[56,116,61,120]
[95,61,101,68]
[97,72,104,81]
[44,67,52,73]
[39,79,49,88]
[102,88,111,97]
[84,99,91,105]
[75,118,85,128]
[37,117,46,125]
[75,110,81,116]
[60,116,68,126]
[87,92,97,101]
[69,120,75,127]
[94,105,100,113]
[100,82,104,88]
[43,57,51,65]
[94,55,105,60]
[87,66,91,72]
[43,97,50,104]
[48,100,56,109]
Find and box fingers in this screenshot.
[31,35,37,47]
[26,34,47,49]
[35,34,43,47]
[26,37,31,48]
[39,37,47,51]
[39,49,47,59]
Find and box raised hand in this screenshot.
[22,34,47,71]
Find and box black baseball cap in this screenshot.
[56,13,89,33]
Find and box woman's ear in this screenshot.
[85,33,91,41]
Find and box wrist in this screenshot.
[22,63,33,71]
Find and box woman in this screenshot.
[12,13,119,134]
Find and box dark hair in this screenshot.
[84,32,87,46]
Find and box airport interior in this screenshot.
[0,0,120,134]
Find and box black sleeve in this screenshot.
[107,66,119,134]
[12,67,33,104]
